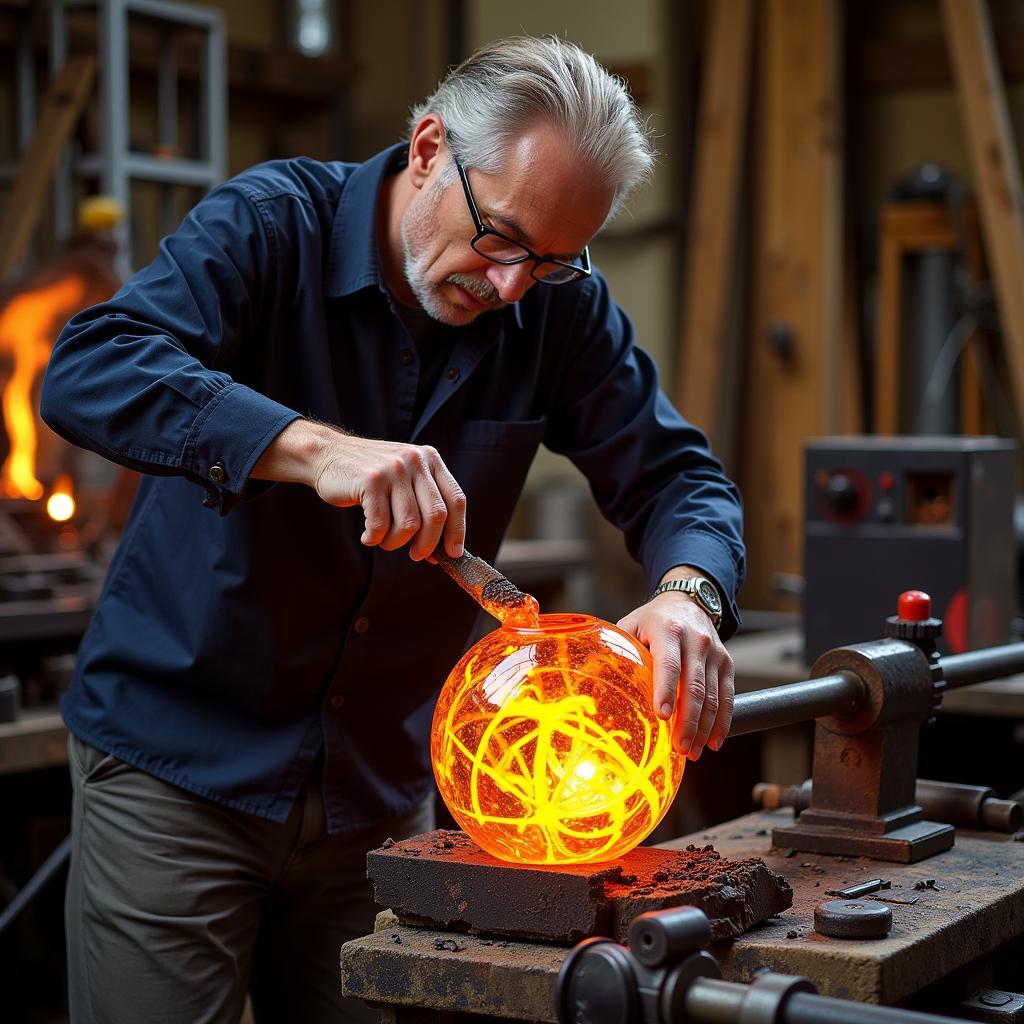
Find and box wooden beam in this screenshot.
[0,54,96,281]
[737,0,843,609]
[854,31,1024,92]
[677,0,754,461]
[943,0,1024,427]
[0,15,357,105]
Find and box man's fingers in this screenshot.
[360,486,391,547]
[673,633,709,756]
[408,469,449,561]
[317,438,467,559]
[431,455,467,557]
[709,652,735,750]
[379,474,421,551]
[648,628,682,721]
[690,660,719,759]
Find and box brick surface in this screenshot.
[367,830,792,943]
[367,830,619,944]
[604,843,794,942]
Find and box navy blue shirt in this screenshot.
[41,143,745,832]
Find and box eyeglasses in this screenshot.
[455,160,591,286]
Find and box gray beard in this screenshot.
[400,185,502,324]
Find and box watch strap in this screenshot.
[650,577,722,626]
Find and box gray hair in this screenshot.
[408,36,655,219]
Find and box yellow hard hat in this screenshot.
[77,195,125,232]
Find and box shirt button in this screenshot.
[398,348,415,366]
[208,463,225,484]
[353,616,370,634]
[330,694,345,710]
[445,367,460,382]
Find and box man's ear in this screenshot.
[408,114,446,190]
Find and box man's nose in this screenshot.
[486,262,534,303]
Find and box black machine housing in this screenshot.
[803,436,1017,662]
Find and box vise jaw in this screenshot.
[771,639,954,862]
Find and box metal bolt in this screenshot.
[978,991,1013,1008]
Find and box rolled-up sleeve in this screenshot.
[545,274,746,638]
[40,183,301,514]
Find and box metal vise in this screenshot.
[729,590,1024,863]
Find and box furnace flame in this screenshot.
[0,275,87,500]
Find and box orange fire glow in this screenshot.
[431,614,684,865]
[0,274,87,500]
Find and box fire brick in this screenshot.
[368,831,620,943]
[367,830,792,944]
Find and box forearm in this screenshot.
[250,418,342,487]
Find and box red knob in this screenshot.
[898,590,932,621]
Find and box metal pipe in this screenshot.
[729,672,864,737]
[939,641,1024,690]
[755,777,1023,832]
[0,836,71,938]
[685,978,965,1024]
[726,641,1024,739]
[786,991,961,1024]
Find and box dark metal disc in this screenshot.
[813,899,893,939]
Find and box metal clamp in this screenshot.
[737,973,818,1024]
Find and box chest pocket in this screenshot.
[452,417,548,453]
[442,417,548,556]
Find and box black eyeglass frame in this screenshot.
[454,159,592,286]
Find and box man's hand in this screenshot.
[252,419,466,560]
[617,573,733,760]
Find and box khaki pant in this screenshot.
[66,734,434,1024]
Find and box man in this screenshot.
[42,35,744,1024]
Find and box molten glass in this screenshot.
[431,613,684,864]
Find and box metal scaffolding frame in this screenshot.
[2,0,227,274]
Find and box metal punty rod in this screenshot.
[685,977,971,1024]
[728,640,1024,738]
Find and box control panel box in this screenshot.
[803,436,1017,661]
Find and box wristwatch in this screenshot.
[650,576,723,628]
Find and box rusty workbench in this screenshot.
[341,809,1024,1018]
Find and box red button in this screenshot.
[878,472,895,491]
[897,590,932,621]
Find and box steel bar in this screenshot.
[77,153,222,187]
[0,836,71,938]
[939,641,1024,690]
[729,672,863,737]
[686,978,965,1024]
[728,641,1024,739]
[49,0,73,240]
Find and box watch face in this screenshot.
[697,579,722,614]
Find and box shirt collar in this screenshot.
[324,141,527,332]
[325,142,408,299]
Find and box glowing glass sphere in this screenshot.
[431,613,685,864]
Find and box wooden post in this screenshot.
[942,0,1024,426]
[0,55,97,281]
[677,0,755,464]
[737,0,843,608]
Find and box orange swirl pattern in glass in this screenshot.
[431,614,684,864]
